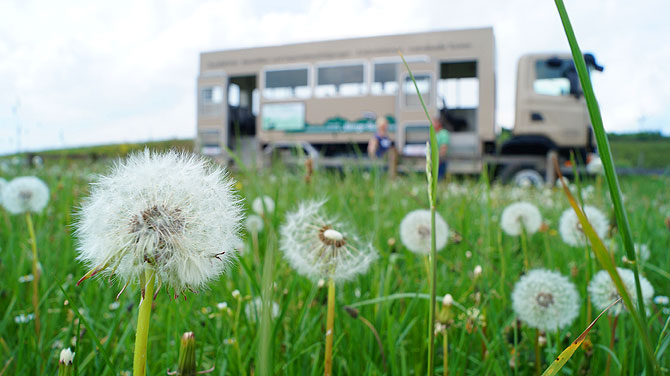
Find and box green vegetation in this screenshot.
[10,139,194,160]
[1,159,669,374]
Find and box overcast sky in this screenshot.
[1,0,668,155]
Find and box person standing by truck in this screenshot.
[367,117,392,159]
[432,116,450,180]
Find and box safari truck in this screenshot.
[196,27,603,185]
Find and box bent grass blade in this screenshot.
[541,297,621,376]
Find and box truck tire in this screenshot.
[500,165,544,187]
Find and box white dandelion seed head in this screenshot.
[0,177,7,203]
[442,293,453,307]
[559,206,609,247]
[474,265,483,278]
[244,297,280,322]
[245,214,264,233]
[14,313,35,324]
[279,200,377,282]
[511,269,580,332]
[589,268,654,316]
[252,196,275,216]
[399,209,449,255]
[75,150,244,294]
[59,348,75,364]
[1,176,49,214]
[500,202,542,236]
[654,296,669,305]
[586,156,604,174]
[633,243,651,263]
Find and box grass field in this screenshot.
[1,155,669,375]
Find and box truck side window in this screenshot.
[534,60,571,96]
[371,62,398,95]
[264,67,310,100]
[315,64,366,97]
[199,86,224,117]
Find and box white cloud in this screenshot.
[0,0,668,155]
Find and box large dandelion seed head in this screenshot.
[511,269,580,332]
[1,176,50,214]
[252,196,275,216]
[589,268,654,316]
[500,201,542,236]
[399,209,449,255]
[279,200,377,282]
[559,205,609,247]
[75,150,243,294]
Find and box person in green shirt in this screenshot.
[432,116,450,180]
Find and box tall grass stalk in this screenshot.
[399,52,439,375]
[554,0,658,372]
[25,212,40,338]
[133,269,156,376]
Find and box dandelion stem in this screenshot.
[324,278,336,376]
[520,227,529,271]
[535,329,542,376]
[133,269,156,376]
[442,329,448,376]
[25,212,40,339]
[605,315,618,376]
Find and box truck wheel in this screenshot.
[499,165,545,187]
[512,168,544,187]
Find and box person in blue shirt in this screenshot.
[367,117,392,159]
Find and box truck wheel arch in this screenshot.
[500,135,557,156]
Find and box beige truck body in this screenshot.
[197,28,596,178]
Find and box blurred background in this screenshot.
[1,0,668,167]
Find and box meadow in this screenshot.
[1,157,669,375]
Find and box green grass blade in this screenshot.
[553,0,657,372]
[57,282,115,374]
[541,297,620,376]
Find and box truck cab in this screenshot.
[503,53,603,160]
[494,53,603,185]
